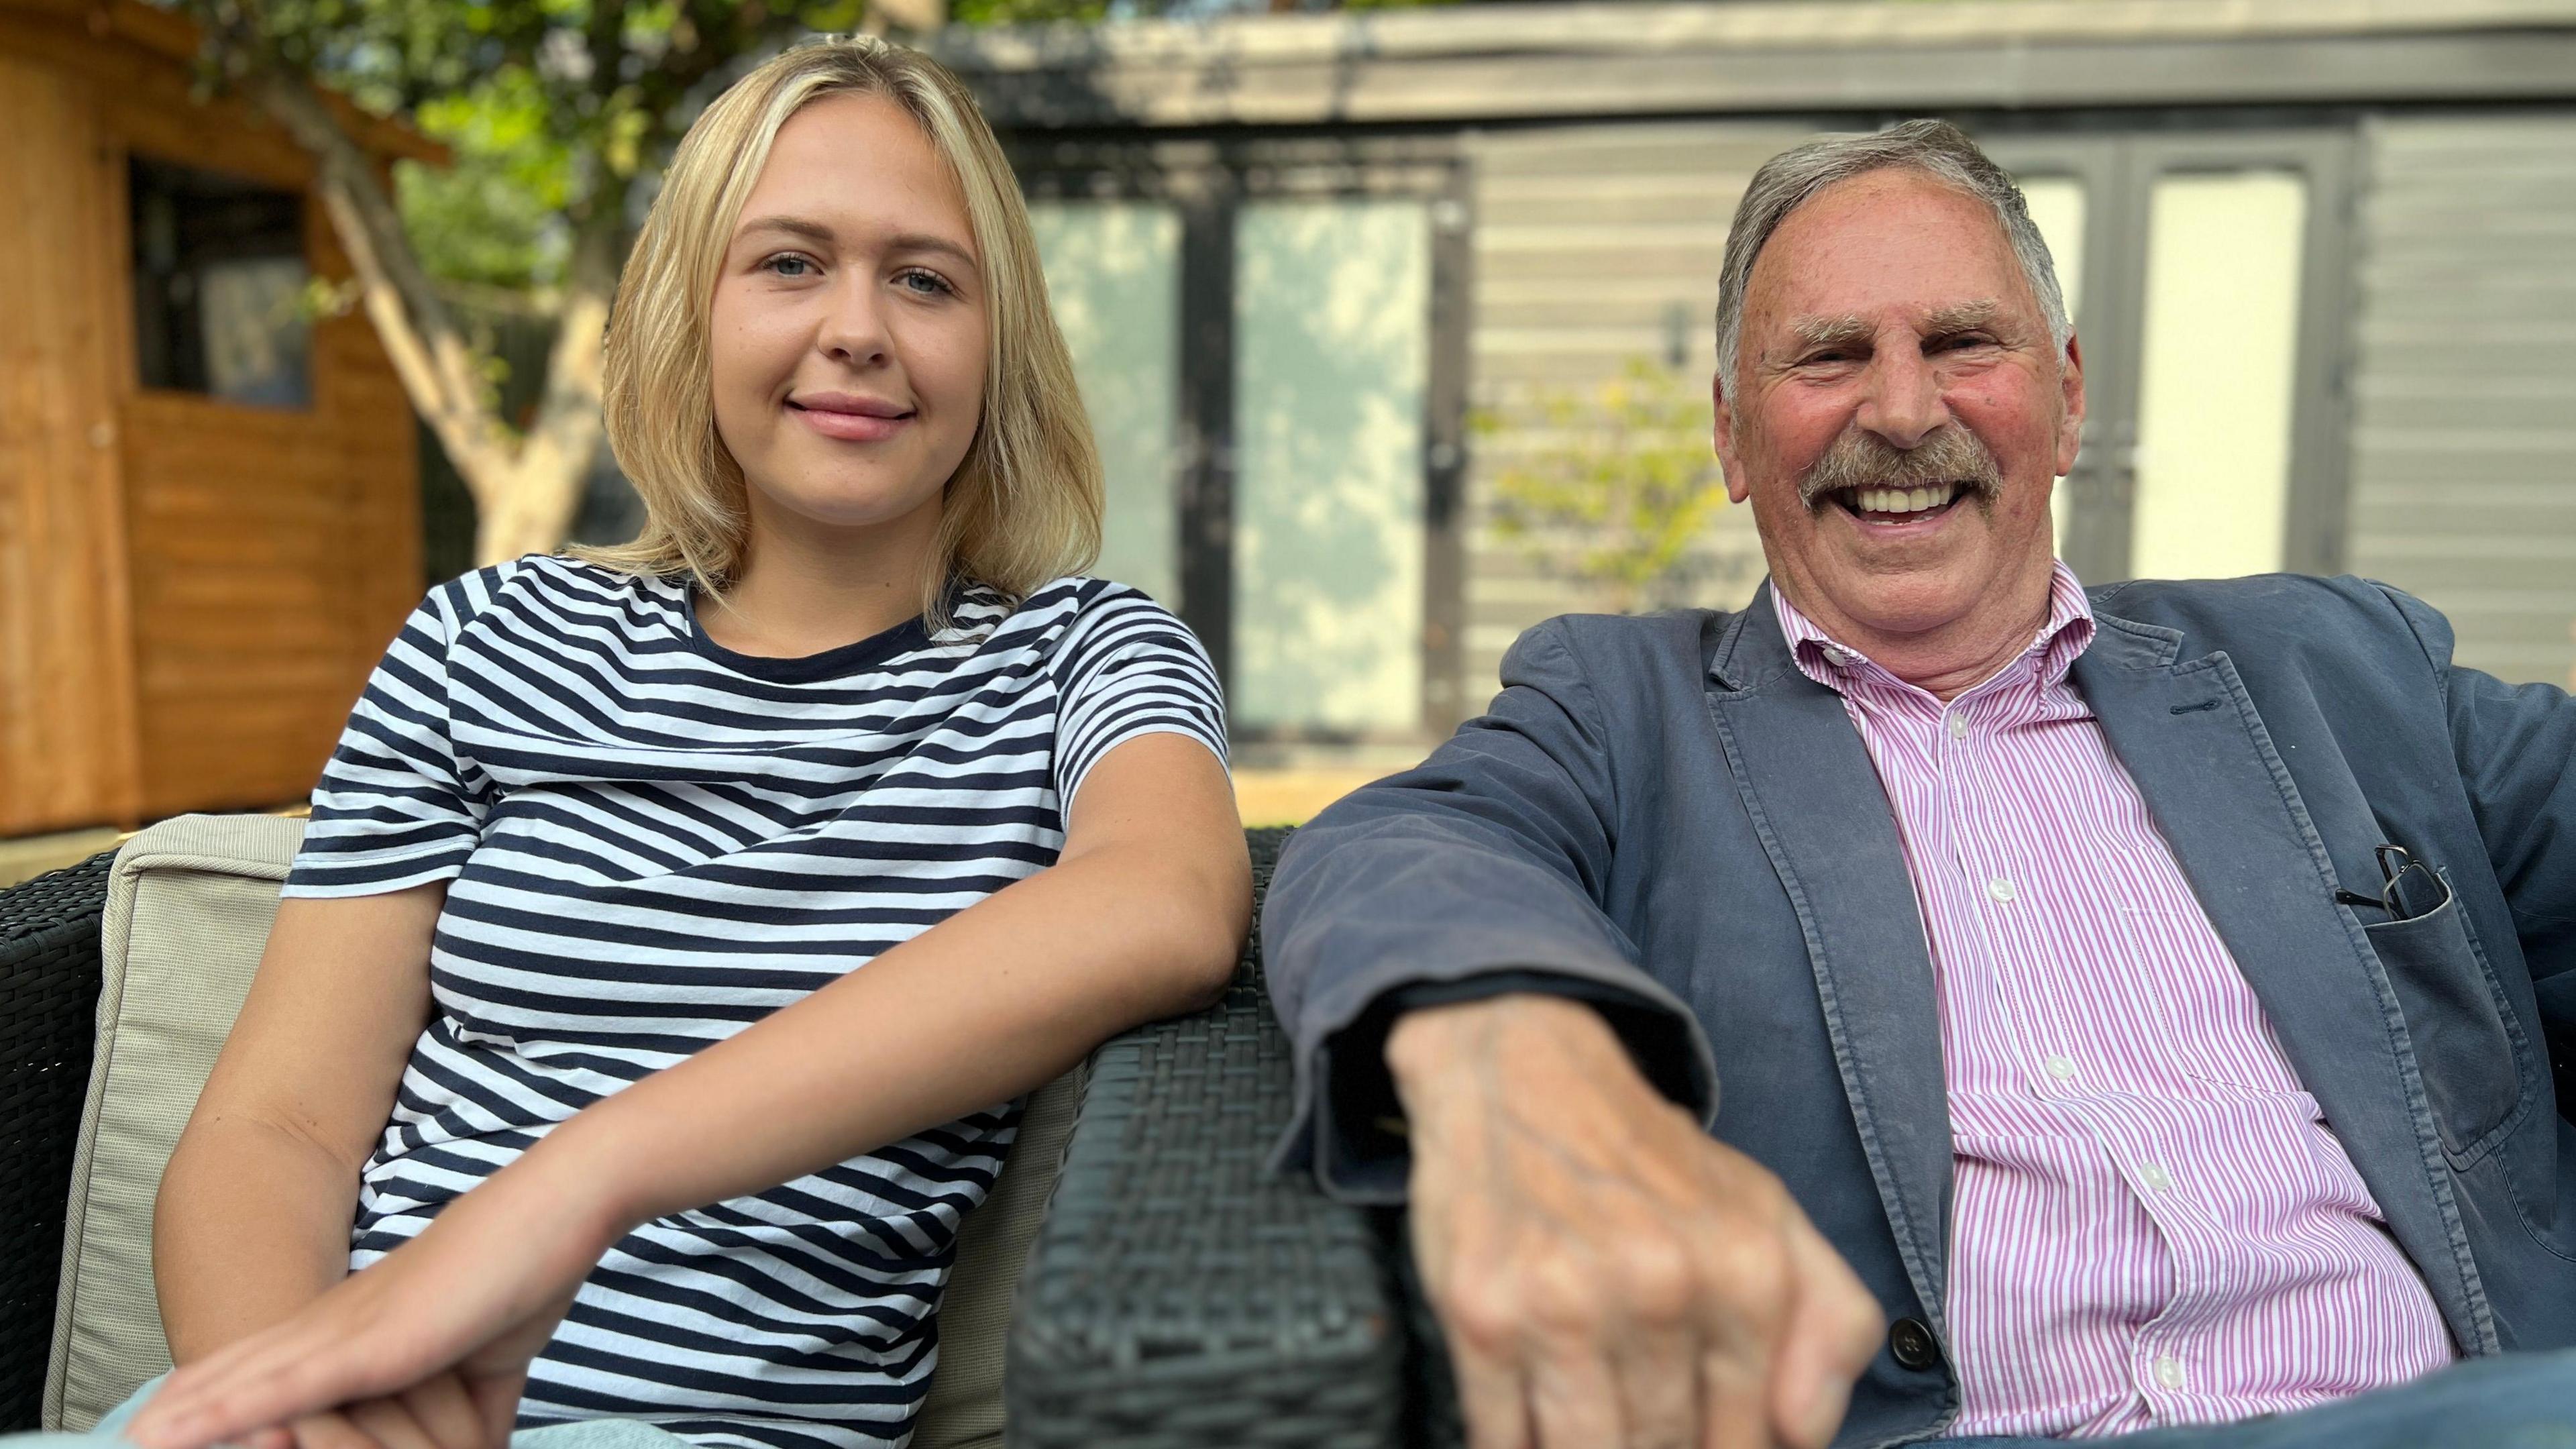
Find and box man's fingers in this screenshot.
[1611,1328,1699,1449]
[1440,1316,1536,1449]
[1766,1218,1884,1449]
[1525,1351,1624,1449]
[1698,1338,1774,1449]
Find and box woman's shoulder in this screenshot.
[417,554,686,644]
[963,576,1191,649]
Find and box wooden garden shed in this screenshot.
[0,0,435,836]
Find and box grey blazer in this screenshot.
[1260,573,2576,1448]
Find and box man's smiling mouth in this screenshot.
[1831,482,1968,521]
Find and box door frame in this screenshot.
[1016,134,1472,746]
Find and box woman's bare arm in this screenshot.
[154,885,442,1364]
[131,732,1248,1449]
[560,731,1251,1227]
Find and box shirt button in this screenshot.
[2154,1355,2187,1390]
[1945,712,1968,741]
[1986,877,2017,903]
[2141,1163,2174,1191]
[1821,646,1850,669]
[2044,1054,2078,1081]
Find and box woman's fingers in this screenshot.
[283,1412,380,1449]
[345,1397,441,1449]
[462,1367,527,1449]
[394,1375,488,1449]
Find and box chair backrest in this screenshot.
[43,812,1078,1449]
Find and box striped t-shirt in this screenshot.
[284,555,1226,1449]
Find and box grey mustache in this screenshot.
[1798,425,2003,510]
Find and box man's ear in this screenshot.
[2054,331,2088,478]
[1713,372,1752,505]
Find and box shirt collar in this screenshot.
[1771,559,2097,701]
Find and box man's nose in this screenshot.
[820,280,893,366]
[1856,344,1951,451]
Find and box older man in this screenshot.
[1262,121,2576,1449]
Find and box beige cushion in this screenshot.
[46,812,305,1430]
[912,1061,1082,1449]
[40,812,1073,1446]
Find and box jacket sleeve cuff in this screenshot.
[1293,969,1718,1202]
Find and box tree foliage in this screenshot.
[176,0,915,562]
[194,0,888,290]
[1478,357,1738,614]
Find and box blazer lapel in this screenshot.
[2074,610,2493,1353]
[1705,591,1957,1334]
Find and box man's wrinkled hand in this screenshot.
[1389,993,1885,1449]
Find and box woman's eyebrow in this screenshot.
[885,232,980,272]
[736,215,839,247]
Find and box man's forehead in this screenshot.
[1788,301,2004,347]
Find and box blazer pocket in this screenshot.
[2365,870,2535,1167]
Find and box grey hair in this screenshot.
[1713,119,2072,398]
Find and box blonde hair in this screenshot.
[581,35,1102,625]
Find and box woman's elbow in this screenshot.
[1169,898,1246,1011]
[1167,864,1251,1012]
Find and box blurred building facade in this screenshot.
[937,0,2576,761]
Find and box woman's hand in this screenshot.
[127,1150,618,1449]
[254,1371,504,1449]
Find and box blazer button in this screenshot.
[1888,1317,1941,1371]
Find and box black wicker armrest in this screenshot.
[1006,825,1405,1448]
[0,850,117,1430]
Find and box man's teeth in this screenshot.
[1849,484,1957,515]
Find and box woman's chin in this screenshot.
[747,478,947,537]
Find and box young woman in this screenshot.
[120,36,1247,1449]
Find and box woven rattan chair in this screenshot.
[0,825,1422,1446]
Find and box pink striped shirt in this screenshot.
[1772,564,2454,1438]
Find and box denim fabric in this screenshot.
[1262,574,2576,1449]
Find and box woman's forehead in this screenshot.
[740,93,975,249]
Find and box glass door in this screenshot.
[1027,200,1185,606]
[1230,198,1432,734]
[1985,129,2358,583]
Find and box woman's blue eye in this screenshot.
[898,268,955,297]
[765,254,817,278]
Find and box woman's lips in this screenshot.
[790,402,912,442]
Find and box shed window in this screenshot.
[129,156,312,408]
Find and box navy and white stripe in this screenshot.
[285,556,1226,1449]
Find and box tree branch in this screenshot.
[192,2,517,492]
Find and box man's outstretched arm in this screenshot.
[1262,618,1882,1449]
